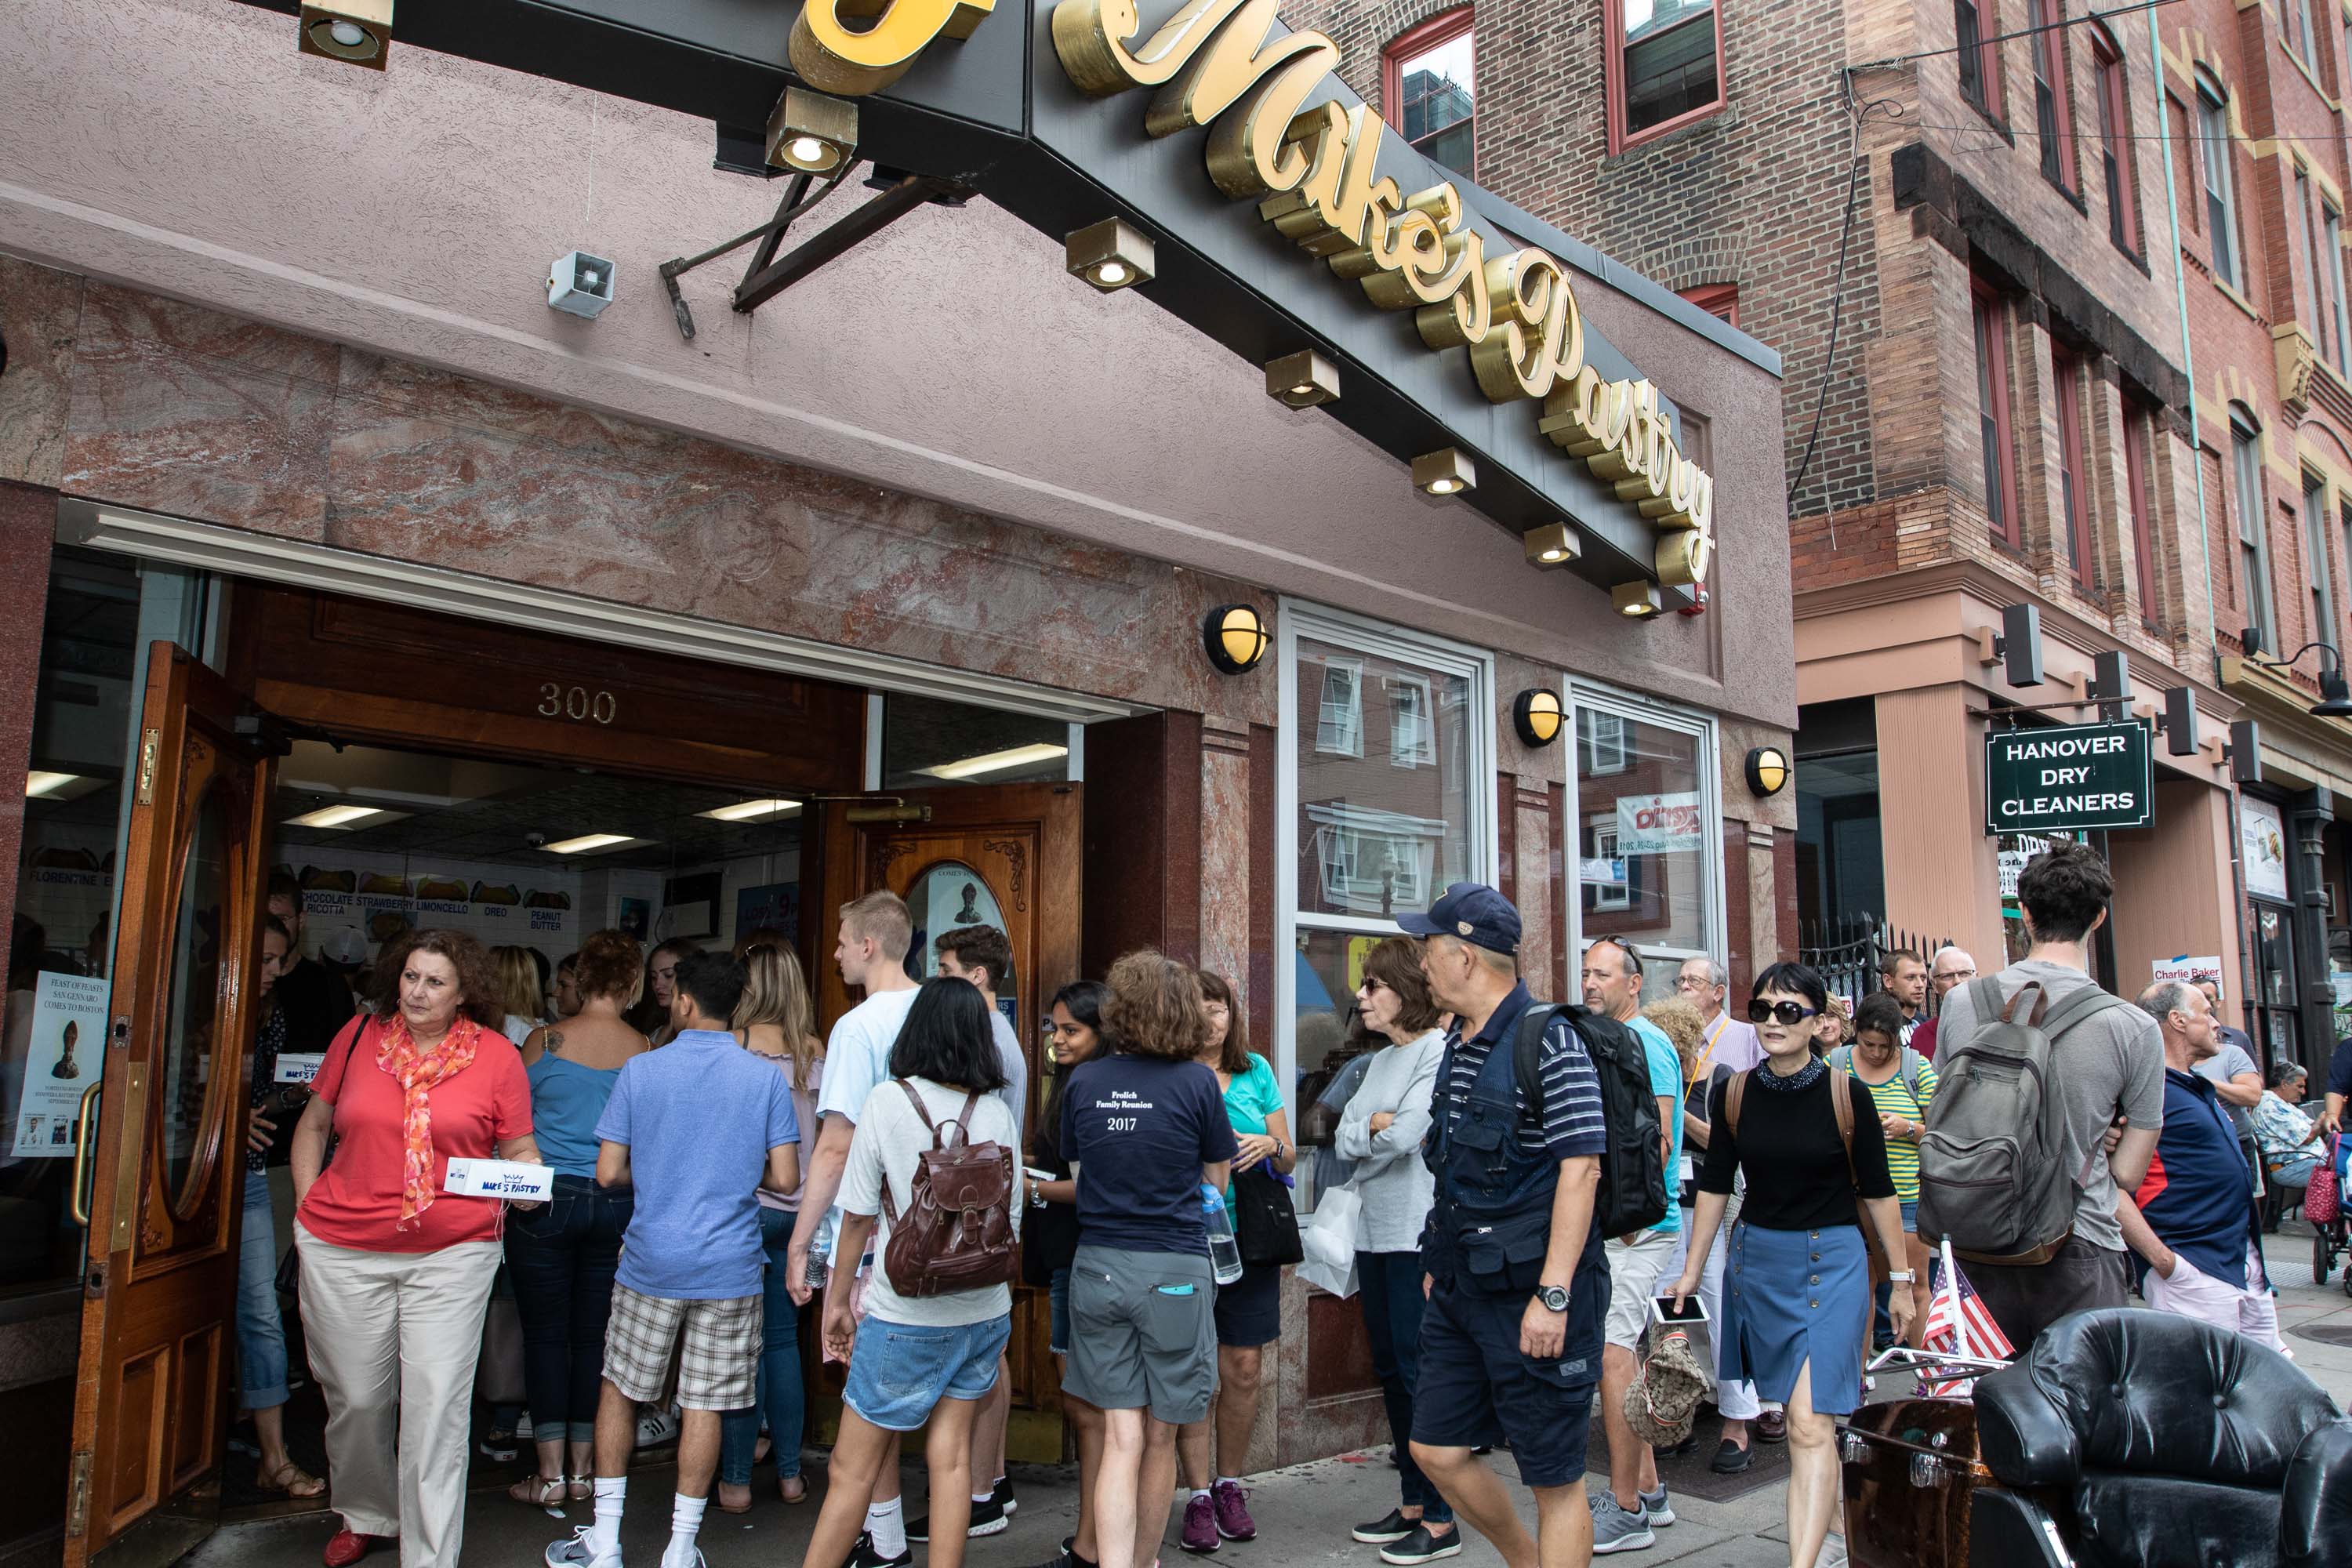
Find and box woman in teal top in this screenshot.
[1177,971,1296,1552]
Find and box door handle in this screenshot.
[69,1083,103,1228]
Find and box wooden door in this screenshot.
[65,645,276,1568]
[812,783,1081,1461]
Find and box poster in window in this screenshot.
[9,970,110,1159]
[1615,791,1704,855]
[2241,797,2290,902]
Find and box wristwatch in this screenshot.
[1534,1284,1570,1312]
[1886,1270,1916,1283]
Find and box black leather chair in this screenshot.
[1972,1308,2352,1568]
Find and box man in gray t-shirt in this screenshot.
[1926,844,2166,1350]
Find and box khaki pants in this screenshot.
[296,1221,502,1568]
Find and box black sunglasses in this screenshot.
[1747,999,1821,1026]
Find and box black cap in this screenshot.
[1398,881,1522,956]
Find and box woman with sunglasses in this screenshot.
[1666,963,1908,1568]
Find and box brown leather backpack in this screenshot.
[880,1080,1018,1298]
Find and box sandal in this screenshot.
[779,1475,808,1505]
[717,1482,753,1516]
[509,1475,568,1510]
[257,1460,327,1499]
[567,1475,593,1504]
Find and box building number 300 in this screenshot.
[538,683,618,725]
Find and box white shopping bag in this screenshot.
[1297,1182,1361,1298]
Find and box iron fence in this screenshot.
[1798,914,1955,1014]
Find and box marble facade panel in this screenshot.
[1198,739,1252,997]
[0,258,79,491]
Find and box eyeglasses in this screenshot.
[1673,975,1712,992]
[1934,967,1977,982]
[1746,999,1820,1026]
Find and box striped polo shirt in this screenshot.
[1833,1047,1939,1202]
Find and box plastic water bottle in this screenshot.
[1203,1184,1244,1285]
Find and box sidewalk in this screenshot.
[191,1225,2352,1568]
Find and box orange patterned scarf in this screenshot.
[376,1014,481,1230]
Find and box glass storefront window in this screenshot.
[1572,689,1719,1004]
[881,693,1073,789]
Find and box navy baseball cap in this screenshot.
[1398,881,1522,955]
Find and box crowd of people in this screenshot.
[225,836,2314,1568]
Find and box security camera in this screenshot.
[524,832,548,849]
[548,251,615,318]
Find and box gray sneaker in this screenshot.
[546,1528,619,1568]
[1588,1493,1655,1555]
[1639,1484,1675,1526]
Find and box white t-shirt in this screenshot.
[837,1076,1022,1327]
[990,1007,1029,1148]
[818,987,923,1125]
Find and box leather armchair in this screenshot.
[1972,1308,2350,1568]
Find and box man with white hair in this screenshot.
[1908,947,1976,1062]
[2118,981,2279,1349]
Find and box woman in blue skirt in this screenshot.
[1668,962,1908,1568]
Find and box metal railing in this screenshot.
[1799,913,1954,1012]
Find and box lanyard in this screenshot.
[1696,1013,1730,1081]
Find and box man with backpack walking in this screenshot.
[1403,884,1664,1568]
[1916,844,2165,1351]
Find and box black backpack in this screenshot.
[1513,1004,1669,1237]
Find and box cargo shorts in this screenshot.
[1062,1243,1218,1425]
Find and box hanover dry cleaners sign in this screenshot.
[1984,722,2153,835]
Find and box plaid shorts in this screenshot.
[602,1283,760,1410]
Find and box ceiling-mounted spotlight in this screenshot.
[1613,582,1663,619]
[1265,350,1339,408]
[1412,448,1475,496]
[298,0,392,68]
[766,86,858,174]
[1203,604,1272,674]
[1512,689,1564,748]
[1523,523,1581,568]
[1066,218,1155,292]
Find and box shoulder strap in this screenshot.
[895,1079,942,1142]
[1514,1004,1563,1121]
[1828,1067,1859,1188]
[1962,975,2007,1036]
[1726,1069,1746,1138]
[951,1091,982,1149]
[2038,986,2130,1043]
[1828,1044,1852,1073]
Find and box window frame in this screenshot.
[2327,201,2351,370]
[1679,282,1740,327]
[1312,654,1365,758]
[2027,0,2078,193]
[2053,346,2093,588]
[2288,0,2318,64]
[2299,169,2332,365]
[2231,407,2277,649]
[1579,708,1632,775]
[2124,400,2163,627]
[1973,276,2022,546]
[2198,74,2242,291]
[1382,7,1478,178]
[1564,680,1726,988]
[2091,25,2140,254]
[2306,470,2338,655]
[1386,673,1438,768]
[1606,0,1728,153]
[1958,0,2006,120]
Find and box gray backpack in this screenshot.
[1915,976,2129,1266]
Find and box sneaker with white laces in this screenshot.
[1639,1484,1675,1527]
[1588,1493,1655,1555]
[545,1526,619,1568]
[634,1408,679,1449]
[848,1533,914,1568]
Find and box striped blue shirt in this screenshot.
[1438,983,1608,1161]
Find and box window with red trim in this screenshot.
[1679,283,1740,326]
[2091,27,2139,252]
[2123,400,2162,626]
[1958,0,2005,119]
[2053,347,2092,586]
[1606,0,1725,151]
[2028,0,2077,191]
[1973,278,2020,546]
[1383,10,1476,176]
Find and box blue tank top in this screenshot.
[527,1053,624,1178]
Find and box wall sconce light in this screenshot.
[1512,690,1564,748]
[1066,219,1155,292]
[1265,350,1339,408]
[1523,523,1580,568]
[766,86,858,174]
[1203,604,1271,674]
[1412,448,1475,496]
[1613,582,1662,619]
[298,0,392,67]
[1745,745,1791,797]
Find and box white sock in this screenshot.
[591,1477,626,1557]
[1215,1476,1240,1489]
[663,1493,707,1566]
[1190,1489,1211,1501]
[866,1498,906,1559]
[973,1489,995,1504]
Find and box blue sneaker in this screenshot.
[1589,1493,1654,1554]
[1639,1484,1675,1526]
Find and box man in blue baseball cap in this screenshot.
[1399,884,1612,1568]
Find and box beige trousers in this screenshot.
[295,1221,502,1568]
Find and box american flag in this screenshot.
[1919,1255,2015,1397]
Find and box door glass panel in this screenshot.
[159,782,231,1214]
[883,695,1069,788]
[906,860,1016,1011]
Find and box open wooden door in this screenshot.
[65,645,276,1568]
[812,782,1081,1460]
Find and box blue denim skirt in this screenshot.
[1720,1221,1870,1414]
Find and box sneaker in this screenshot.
[1639,1486,1675,1527]
[659,1552,705,1568]
[996,1477,1018,1516]
[908,1497,1008,1541]
[1710,1438,1752,1475]
[1588,1494,1654,1555]
[479,1431,519,1463]
[1032,1541,1098,1568]
[1352,1510,1414,1544]
[1378,1525,1461,1566]
[1179,1495,1219,1555]
[1210,1480,1256,1542]
[634,1409,679,1450]
[517,1410,535,1443]
[848,1534,913,1568]
[545,1527,618,1568]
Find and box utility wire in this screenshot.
[1787,72,1893,520]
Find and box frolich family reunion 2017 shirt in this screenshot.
[1060,1054,1238,1256]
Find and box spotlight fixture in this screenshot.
[1523,523,1581,568]
[297,0,392,68]
[1203,604,1272,674]
[1613,582,1663,619]
[547,251,615,318]
[1065,218,1155,292]
[1745,746,1791,797]
[765,87,858,174]
[1265,350,1340,409]
[1412,448,1475,497]
[1512,689,1565,748]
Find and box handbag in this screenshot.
[1229,1163,1304,1268]
[1297,1181,1359,1298]
[2306,1136,2340,1225]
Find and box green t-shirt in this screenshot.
[1222,1053,1283,1135]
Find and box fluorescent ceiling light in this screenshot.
[284,804,403,829]
[920,743,1069,781]
[542,833,643,855]
[25,771,96,800]
[699,797,804,823]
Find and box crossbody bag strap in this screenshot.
[1726,1070,1747,1139]
[1828,1067,1859,1188]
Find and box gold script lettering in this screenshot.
[790,0,996,96]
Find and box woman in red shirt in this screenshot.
[289,930,543,1568]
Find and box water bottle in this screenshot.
[1203,1184,1244,1285]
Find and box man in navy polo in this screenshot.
[2119,981,2281,1350]
[1403,884,1612,1568]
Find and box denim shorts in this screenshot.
[1899,1199,1918,1232]
[842,1313,1011,1432]
[1050,1266,1072,1356]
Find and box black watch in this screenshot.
[1534,1284,1570,1313]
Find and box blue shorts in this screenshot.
[1412,1277,1605,1489]
[842,1314,1011,1432]
[1899,1199,1918,1232]
[1051,1267,1072,1356]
